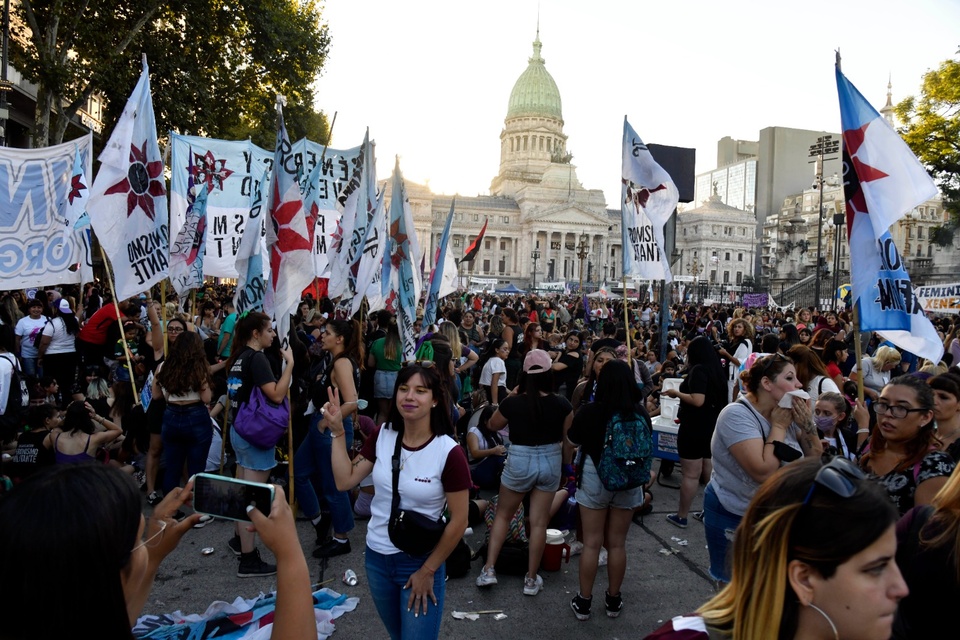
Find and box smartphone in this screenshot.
[192,473,274,522]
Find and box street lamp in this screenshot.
[531,249,540,291]
[686,258,703,303]
[809,135,840,309]
[576,233,589,293]
[831,206,845,309]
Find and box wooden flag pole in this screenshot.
[287,386,295,505]
[219,396,230,476]
[160,280,169,358]
[852,305,865,405]
[98,246,139,402]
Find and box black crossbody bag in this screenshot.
[388,433,448,556]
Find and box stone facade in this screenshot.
[676,193,757,288]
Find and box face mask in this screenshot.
[814,415,836,431]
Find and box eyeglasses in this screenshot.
[873,402,929,419]
[132,516,167,552]
[167,326,184,334]
[803,456,865,506]
[403,359,436,369]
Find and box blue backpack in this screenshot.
[597,410,653,491]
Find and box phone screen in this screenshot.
[192,474,274,522]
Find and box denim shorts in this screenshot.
[501,442,562,493]
[576,456,644,510]
[230,426,277,472]
[703,482,742,584]
[374,369,399,399]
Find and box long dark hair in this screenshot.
[860,375,937,475]
[156,332,211,396]
[226,311,271,372]
[686,336,727,404]
[62,400,96,435]
[594,360,642,421]
[55,303,79,335]
[0,465,141,639]
[386,364,454,437]
[326,318,364,368]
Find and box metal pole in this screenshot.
[815,173,824,310]
[0,0,10,147]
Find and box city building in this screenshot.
[382,31,622,291]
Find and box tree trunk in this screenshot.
[34,86,52,147]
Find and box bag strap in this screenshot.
[391,430,403,517]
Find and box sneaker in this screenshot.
[147,490,163,506]
[523,573,543,596]
[312,537,351,559]
[598,547,608,567]
[193,514,214,529]
[692,510,705,522]
[228,535,242,557]
[237,549,277,578]
[605,591,623,618]
[570,593,592,620]
[568,540,584,556]
[666,513,688,529]
[172,510,187,522]
[476,565,498,587]
[134,470,146,490]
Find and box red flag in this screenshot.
[461,218,488,263]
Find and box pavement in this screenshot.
[146,461,717,639]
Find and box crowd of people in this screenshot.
[3,281,960,638]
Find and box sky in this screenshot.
[314,0,960,209]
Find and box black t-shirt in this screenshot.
[6,429,55,482]
[554,351,583,399]
[498,392,572,446]
[227,347,276,408]
[568,401,651,468]
[676,365,721,429]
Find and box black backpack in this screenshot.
[0,354,30,441]
[32,318,51,351]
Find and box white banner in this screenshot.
[915,283,960,315]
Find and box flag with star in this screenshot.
[234,167,268,315]
[423,197,459,328]
[263,97,314,347]
[328,129,376,302]
[88,56,168,299]
[351,190,387,316]
[169,150,209,295]
[61,145,95,285]
[836,63,942,363]
[381,157,422,360]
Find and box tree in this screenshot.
[12,0,331,148]
[895,52,960,245]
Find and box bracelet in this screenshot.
[422,565,437,576]
[856,429,869,434]
[330,430,344,439]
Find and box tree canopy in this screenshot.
[13,0,332,148]
[896,52,960,244]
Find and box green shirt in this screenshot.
[369,337,402,371]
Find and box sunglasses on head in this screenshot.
[403,359,435,369]
[802,456,865,506]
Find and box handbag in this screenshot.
[234,386,290,449]
[387,431,448,556]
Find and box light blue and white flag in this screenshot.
[423,198,458,328]
[169,150,209,295]
[88,56,168,299]
[329,129,376,302]
[621,116,678,283]
[836,65,942,363]
[382,158,422,360]
[352,190,386,316]
[61,145,95,285]
[234,167,267,315]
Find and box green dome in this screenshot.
[506,36,562,120]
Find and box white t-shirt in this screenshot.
[41,317,76,355]
[807,375,840,402]
[15,316,48,358]
[0,353,16,414]
[467,425,497,465]
[479,356,506,387]
[851,357,889,392]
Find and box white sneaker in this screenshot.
[568,541,584,556]
[476,566,498,587]
[193,514,214,529]
[598,547,608,567]
[523,573,543,596]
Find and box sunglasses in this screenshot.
[803,457,865,506]
[873,401,929,419]
[132,516,167,552]
[756,352,790,379]
[402,359,436,369]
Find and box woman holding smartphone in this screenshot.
[324,363,471,640]
[226,311,294,578]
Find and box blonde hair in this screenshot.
[870,345,901,370]
[439,322,462,360]
[925,467,960,582]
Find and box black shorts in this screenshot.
[676,421,714,460]
[146,397,166,436]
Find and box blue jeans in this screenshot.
[703,482,742,584]
[365,545,446,640]
[294,412,354,533]
[21,356,39,379]
[162,403,213,495]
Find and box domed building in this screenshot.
[384,31,622,291]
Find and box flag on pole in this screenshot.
[352,190,387,316]
[423,198,459,327]
[61,146,94,285]
[234,168,267,315]
[263,97,314,346]
[621,116,679,283]
[461,218,487,263]
[88,56,168,299]
[169,151,209,295]
[836,64,943,363]
[382,158,422,360]
[329,129,376,302]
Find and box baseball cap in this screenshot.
[58,299,72,313]
[522,349,552,374]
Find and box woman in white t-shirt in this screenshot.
[786,344,841,404]
[850,345,901,402]
[14,299,48,378]
[478,338,509,405]
[38,299,79,404]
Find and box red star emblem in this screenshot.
[330,218,344,253]
[842,122,889,218]
[389,217,409,269]
[104,141,165,220]
[191,150,234,192]
[384,289,398,312]
[268,181,311,286]
[68,173,87,205]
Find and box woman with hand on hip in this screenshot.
[704,353,823,584]
[326,363,471,640]
[225,311,294,578]
[645,457,908,640]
